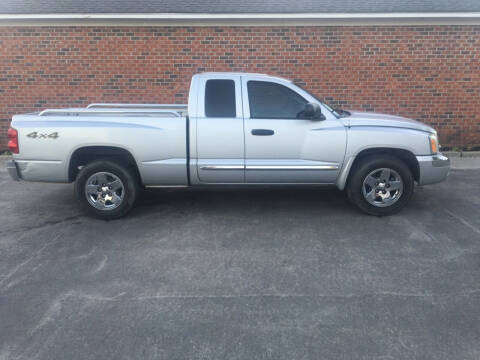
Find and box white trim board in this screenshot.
[0,12,480,26]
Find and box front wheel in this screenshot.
[347,155,414,216]
[74,160,138,219]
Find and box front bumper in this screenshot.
[5,160,21,181]
[416,153,450,185]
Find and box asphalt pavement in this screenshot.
[1,158,479,360]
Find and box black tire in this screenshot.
[346,155,414,216]
[74,159,139,220]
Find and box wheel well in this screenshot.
[68,146,140,182]
[349,148,420,182]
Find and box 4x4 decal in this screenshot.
[26,131,59,139]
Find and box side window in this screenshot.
[205,79,236,118]
[247,81,307,119]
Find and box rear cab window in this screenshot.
[205,79,236,118]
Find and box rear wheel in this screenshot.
[75,160,138,219]
[347,155,414,216]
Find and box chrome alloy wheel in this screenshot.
[362,168,403,207]
[85,172,125,210]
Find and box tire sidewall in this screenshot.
[75,160,138,219]
[347,155,414,216]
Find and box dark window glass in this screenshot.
[247,81,307,119]
[205,79,236,117]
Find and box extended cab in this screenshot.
[6,72,450,218]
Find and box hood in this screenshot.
[343,111,435,134]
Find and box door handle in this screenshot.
[251,129,274,136]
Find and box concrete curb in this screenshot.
[450,157,480,170]
[444,151,480,158]
[461,151,480,158]
[443,152,480,169]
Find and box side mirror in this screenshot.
[302,102,325,120]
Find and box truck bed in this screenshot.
[11,103,189,185]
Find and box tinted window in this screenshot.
[247,81,307,119]
[205,79,236,117]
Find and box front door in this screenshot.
[242,77,346,183]
[196,75,245,183]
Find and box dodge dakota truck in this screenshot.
[6,72,450,219]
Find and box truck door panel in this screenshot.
[242,78,346,183]
[195,76,245,183]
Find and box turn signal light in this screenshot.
[429,134,438,154]
[7,127,19,154]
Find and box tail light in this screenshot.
[7,127,19,154]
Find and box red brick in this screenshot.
[0,25,479,148]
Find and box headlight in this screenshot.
[429,134,439,154]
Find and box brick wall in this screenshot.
[1,25,479,148]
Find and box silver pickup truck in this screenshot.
[6,72,449,219]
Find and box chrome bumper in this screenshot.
[416,153,450,185]
[5,160,21,181]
